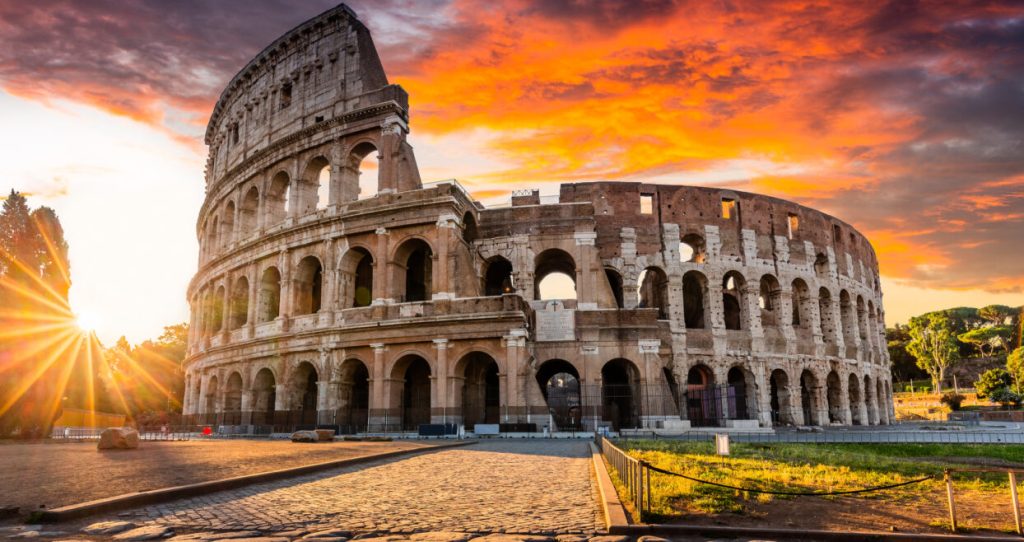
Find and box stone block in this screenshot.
[315,428,336,441]
[97,428,139,450]
[290,430,319,443]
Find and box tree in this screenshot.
[979,305,1016,326]
[907,311,961,394]
[975,368,1013,400]
[887,324,927,381]
[1007,347,1024,393]
[958,326,1013,357]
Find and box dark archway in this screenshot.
[826,370,842,424]
[252,368,276,426]
[638,267,669,319]
[800,370,819,425]
[293,362,319,426]
[536,359,581,431]
[337,359,369,433]
[848,373,863,425]
[294,256,323,315]
[229,277,249,329]
[535,249,577,300]
[239,186,259,235]
[258,267,281,322]
[727,366,756,420]
[686,365,719,426]
[605,268,624,309]
[770,369,793,426]
[458,352,500,431]
[602,359,641,430]
[682,271,708,328]
[394,355,432,431]
[340,247,374,308]
[224,372,243,424]
[722,271,746,330]
[483,257,514,296]
[396,239,433,302]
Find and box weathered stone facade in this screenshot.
[182,4,894,431]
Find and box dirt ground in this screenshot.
[0,438,433,513]
[670,487,1021,536]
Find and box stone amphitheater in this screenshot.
[181,4,894,433]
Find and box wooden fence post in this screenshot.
[1010,471,1021,535]
[945,469,957,533]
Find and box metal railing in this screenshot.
[634,429,1024,444]
[50,426,192,441]
[595,435,650,522]
[945,468,1024,534]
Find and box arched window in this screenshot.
[292,361,319,425]
[239,186,260,235]
[258,267,281,322]
[791,279,811,327]
[605,268,624,309]
[758,274,781,327]
[211,285,225,332]
[300,156,331,214]
[395,239,433,302]
[336,359,369,432]
[682,271,707,328]
[341,247,374,308]
[224,372,243,414]
[229,276,249,329]
[266,171,291,225]
[686,364,718,426]
[536,359,582,431]
[535,248,576,300]
[818,287,835,342]
[679,233,706,263]
[638,267,668,319]
[456,352,500,431]
[814,252,829,279]
[391,355,431,430]
[483,257,514,296]
[294,256,323,315]
[252,368,277,426]
[343,142,379,201]
[602,359,641,430]
[207,216,219,255]
[839,290,856,344]
[222,201,235,247]
[722,271,746,330]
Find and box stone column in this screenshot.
[574,231,598,309]
[432,339,450,424]
[777,289,797,354]
[377,116,408,194]
[246,264,258,334]
[374,227,390,304]
[433,216,457,299]
[753,363,772,427]
[581,345,602,431]
[856,384,869,426]
[742,283,764,349]
[789,383,806,425]
[368,343,388,430]
[708,279,727,356]
[240,389,254,426]
[838,373,852,425]
[274,384,288,411]
[316,380,330,425]
[814,378,829,426]
[502,329,527,422]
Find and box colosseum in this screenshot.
[181,4,895,434]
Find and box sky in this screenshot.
[1,0,1022,345]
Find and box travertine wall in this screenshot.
[182,4,894,432]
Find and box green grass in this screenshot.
[614,440,1024,519]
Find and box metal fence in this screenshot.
[595,434,650,522]
[624,429,1024,444]
[50,426,192,441]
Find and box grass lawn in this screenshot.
[612,439,1024,533]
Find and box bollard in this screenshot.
[1011,472,1022,535]
[945,470,957,532]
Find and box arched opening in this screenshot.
[336,359,369,433]
[222,201,235,247]
[814,252,829,278]
[864,374,876,424]
[393,355,432,431]
[266,171,291,225]
[457,352,500,431]
[638,267,669,319]
[839,290,856,345]
[483,257,514,296]
[252,368,276,426]
[848,373,863,425]
[867,300,878,352]
[605,268,624,309]
[239,186,259,235]
[224,372,242,423]
[462,212,478,244]
[800,370,819,425]
[683,271,708,328]
[791,279,811,327]
[680,233,706,263]
[877,379,886,424]
[258,267,281,322]
[826,370,842,424]
[204,376,218,414]
[686,364,719,426]
[770,369,793,426]
[211,286,225,332]
[309,157,332,211]
[758,274,781,327]
[292,361,319,426]
[340,247,374,308]
[535,248,577,300]
[229,277,249,329]
[818,288,835,344]
[727,366,756,420]
[345,142,379,201]
[602,359,641,430]
[294,256,323,315]
[396,239,433,302]
[207,217,220,255]
[536,359,581,431]
[856,295,869,341]
[722,271,746,330]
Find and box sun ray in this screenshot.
[0,332,80,418]
[31,213,72,291]
[109,348,179,406]
[0,327,78,376]
[42,335,86,426]
[0,246,73,313]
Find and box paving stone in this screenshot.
[472,535,554,542]
[83,521,136,535]
[113,525,174,540]
[302,529,353,540]
[555,536,588,542]
[635,537,669,542]
[585,537,630,542]
[409,533,476,542]
[168,531,264,541]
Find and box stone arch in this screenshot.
[680,232,706,263]
[877,378,886,425]
[293,255,324,315]
[252,367,277,425]
[791,278,811,328]
[638,266,669,319]
[814,252,829,279]
[343,140,380,201]
[770,368,794,426]
[856,295,869,341]
[728,365,757,420]
[300,155,331,213]
[483,256,514,296]
[207,216,220,256]
[864,374,877,424]
[605,267,625,309]
[848,373,863,425]
[239,185,260,235]
[258,266,282,322]
[535,248,577,300]
[204,374,219,414]
[682,270,709,329]
[722,271,747,330]
[818,287,836,345]
[222,200,236,247]
[455,352,500,431]
[229,276,249,329]
[336,358,370,432]
[390,354,432,431]
[686,364,718,426]
[758,274,782,327]
[211,285,226,332]
[462,212,478,244]
[826,370,843,424]
[602,358,641,430]
[800,369,821,425]
[290,361,319,424]
[224,371,243,416]
[839,290,856,345]
[266,171,291,225]
[536,359,582,431]
[393,238,433,302]
[340,246,374,308]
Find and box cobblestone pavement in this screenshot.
[113,439,603,536]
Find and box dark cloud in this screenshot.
[519,0,685,29]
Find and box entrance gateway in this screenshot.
[182,3,895,434]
